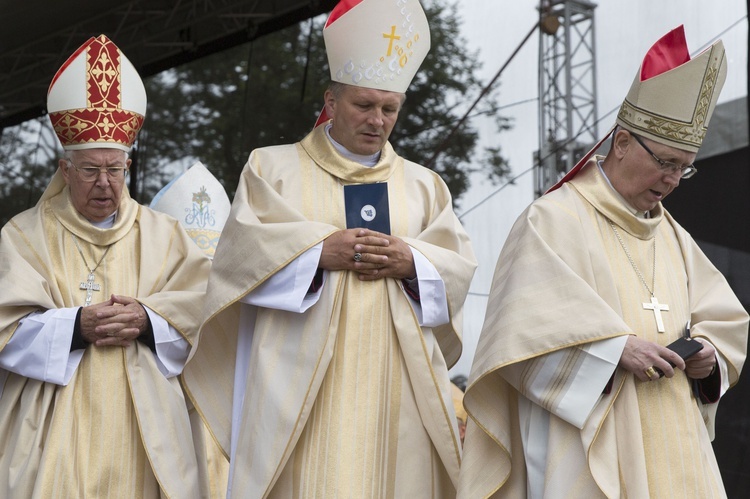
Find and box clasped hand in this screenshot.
[620,335,716,382]
[320,228,416,281]
[79,294,148,347]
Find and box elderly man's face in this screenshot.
[324,85,404,156]
[60,148,130,222]
[607,131,696,213]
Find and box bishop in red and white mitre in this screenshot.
[0,35,212,498]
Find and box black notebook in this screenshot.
[344,182,391,235]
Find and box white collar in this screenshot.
[325,123,381,167]
[90,211,117,228]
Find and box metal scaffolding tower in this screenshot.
[535,0,598,197]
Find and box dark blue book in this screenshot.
[344,182,391,235]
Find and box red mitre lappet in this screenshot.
[47,34,147,152]
[547,25,727,193]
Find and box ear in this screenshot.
[323,89,336,119]
[59,158,71,184]
[612,129,631,160]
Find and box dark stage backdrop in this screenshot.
[665,145,750,498]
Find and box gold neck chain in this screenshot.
[608,220,656,296]
[608,219,670,333]
[71,234,111,274]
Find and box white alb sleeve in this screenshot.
[508,335,628,430]
[145,305,190,378]
[0,308,83,386]
[241,243,324,313]
[404,247,449,327]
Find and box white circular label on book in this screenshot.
[361,204,376,222]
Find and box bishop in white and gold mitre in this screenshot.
[549,25,726,192]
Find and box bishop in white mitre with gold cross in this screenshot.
[0,35,212,498]
[458,26,748,498]
[183,0,477,497]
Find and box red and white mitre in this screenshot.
[323,0,431,93]
[47,34,146,152]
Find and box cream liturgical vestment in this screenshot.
[0,172,211,498]
[184,124,476,497]
[458,159,747,498]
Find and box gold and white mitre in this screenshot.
[149,162,231,258]
[547,25,727,193]
[47,34,146,152]
[323,0,431,93]
[616,25,727,153]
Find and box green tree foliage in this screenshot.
[137,16,330,200]
[0,119,60,226]
[138,0,511,202]
[0,0,511,225]
[390,0,512,197]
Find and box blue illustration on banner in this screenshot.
[185,186,216,228]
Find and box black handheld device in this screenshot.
[654,337,704,377]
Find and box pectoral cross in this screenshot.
[79,271,101,307]
[643,295,669,333]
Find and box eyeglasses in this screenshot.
[631,134,697,179]
[66,160,129,182]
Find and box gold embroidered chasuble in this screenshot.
[458,160,748,498]
[183,125,477,497]
[0,173,211,498]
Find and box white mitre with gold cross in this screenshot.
[150,162,231,258]
[323,0,431,93]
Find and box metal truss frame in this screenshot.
[535,0,598,197]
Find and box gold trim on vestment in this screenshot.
[403,280,463,466]
[262,272,347,497]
